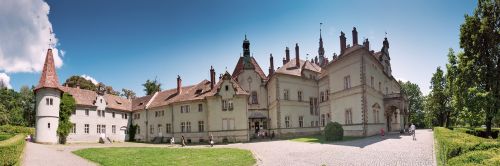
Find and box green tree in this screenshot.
[459,0,500,135]
[128,124,138,142]
[143,78,162,95]
[399,81,425,128]
[428,67,447,127]
[19,86,35,127]
[121,88,136,99]
[444,48,458,127]
[58,93,76,144]
[63,75,97,91]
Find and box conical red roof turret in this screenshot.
[35,49,61,91]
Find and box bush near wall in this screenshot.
[0,125,35,135]
[434,127,500,166]
[0,134,26,166]
[324,122,343,141]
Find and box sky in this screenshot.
[0,0,477,96]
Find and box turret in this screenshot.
[268,54,274,75]
[295,43,300,67]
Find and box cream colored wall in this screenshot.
[131,109,147,141]
[318,76,330,128]
[237,70,268,111]
[148,105,174,139]
[171,101,208,136]
[267,77,279,129]
[35,88,60,144]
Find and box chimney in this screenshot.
[340,31,346,54]
[210,66,215,89]
[363,38,370,51]
[177,75,182,94]
[352,27,358,45]
[314,56,318,65]
[269,54,274,75]
[295,43,300,67]
[285,47,290,63]
[282,57,287,65]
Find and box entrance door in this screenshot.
[386,116,391,131]
[254,122,260,133]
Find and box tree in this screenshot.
[19,86,35,127]
[63,75,97,91]
[121,88,136,99]
[58,93,75,144]
[105,85,121,96]
[428,67,447,127]
[444,48,458,127]
[128,124,138,142]
[459,0,500,136]
[143,78,161,95]
[399,81,425,128]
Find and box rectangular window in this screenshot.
[299,116,303,128]
[124,113,128,119]
[85,109,89,116]
[157,124,162,134]
[250,91,258,104]
[112,125,116,134]
[222,100,228,111]
[186,122,191,132]
[71,123,76,133]
[379,82,382,91]
[371,76,374,87]
[181,105,190,113]
[298,91,302,102]
[150,125,153,134]
[320,92,324,102]
[326,90,330,101]
[102,110,105,117]
[344,76,351,89]
[49,98,53,105]
[137,127,141,134]
[222,119,235,130]
[181,122,185,133]
[198,121,204,132]
[97,124,101,133]
[283,89,289,100]
[166,123,171,133]
[198,104,203,112]
[46,98,50,105]
[309,98,314,115]
[102,125,106,133]
[321,114,326,127]
[155,111,158,117]
[285,116,290,128]
[84,124,89,134]
[112,112,115,118]
[228,100,234,110]
[161,111,164,116]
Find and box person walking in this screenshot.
[170,137,175,146]
[209,134,214,147]
[410,123,416,140]
[181,135,186,147]
[271,131,275,140]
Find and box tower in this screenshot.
[34,48,62,144]
[242,35,254,69]
[318,23,325,66]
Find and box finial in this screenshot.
[385,31,387,38]
[48,28,53,49]
[245,34,247,40]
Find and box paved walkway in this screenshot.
[22,129,435,166]
[225,129,436,166]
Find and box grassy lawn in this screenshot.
[289,134,363,143]
[0,133,13,141]
[73,147,256,166]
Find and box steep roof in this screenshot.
[232,56,267,81]
[148,80,213,109]
[60,86,132,112]
[274,58,322,77]
[131,94,154,111]
[35,49,61,91]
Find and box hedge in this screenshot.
[434,127,500,166]
[452,127,500,139]
[448,148,500,166]
[0,134,26,166]
[324,122,343,141]
[0,125,35,135]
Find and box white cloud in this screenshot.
[0,73,12,89]
[0,0,63,73]
[81,74,98,85]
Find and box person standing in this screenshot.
[271,131,275,140]
[410,123,416,141]
[170,137,175,146]
[209,134,214,147]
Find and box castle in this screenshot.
[34,27,408,144]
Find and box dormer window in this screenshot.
[100,99,103,103]
[195,89,202,95]
[225,85,229,91]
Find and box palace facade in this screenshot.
[34,27,408,144]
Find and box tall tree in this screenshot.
[399,81,425,127]
[444,48,458,127]
[58,93,76,144]
[121,88,136,99]
[143,78,162,95]
[19,86,35,127]
[459,0,500,136]
[428,67,447,127]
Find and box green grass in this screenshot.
[289,134,363,143]
[0,133,13,141]
[73,147,256,166]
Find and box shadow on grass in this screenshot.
[288,132,403,148]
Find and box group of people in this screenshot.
[255,131,275,140]
[170,134,215,147]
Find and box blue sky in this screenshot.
[7,0,476,96]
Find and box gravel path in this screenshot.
[21,129,435,166]
[225,129,435,166]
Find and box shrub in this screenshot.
[434,127,500,166]
[0,134,26,166]
[0,133,13,141]
[0,125,34,135]
[448,148,500,166]
[324,122,343,141]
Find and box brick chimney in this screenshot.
[282,57,287,65]
[269,54,274,75]
[363,38,370,51]
[285,47,290,63]
[295,43,300,67]
[177,75,182,94]
[352,27,358,45]
[210,66,215,89]
[340,31,346,55]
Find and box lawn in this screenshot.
[73,147,256,166]
[289,134,363,143]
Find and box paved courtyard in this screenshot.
[22,129,435,166]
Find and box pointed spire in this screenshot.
[318,23,325,66]
[35,49,61,91]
